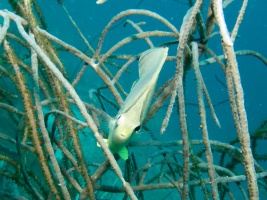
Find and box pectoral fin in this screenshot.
[117,147,129,160]
[97,139,129,160]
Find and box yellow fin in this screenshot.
[97,139,108,147]
[117,147,129,160]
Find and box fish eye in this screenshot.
[134,126,141,132]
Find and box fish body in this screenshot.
[106,47,168,160]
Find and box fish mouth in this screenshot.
[120,132,126,138]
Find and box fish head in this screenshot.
[108,113,140,153]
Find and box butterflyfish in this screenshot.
[99,47,168,160]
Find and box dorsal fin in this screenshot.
[119,47,168,116]
[138,47,168,78]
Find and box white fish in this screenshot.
[96,0,107,4]
[100,47,168,160]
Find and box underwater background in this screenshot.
[0,0,267,199]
